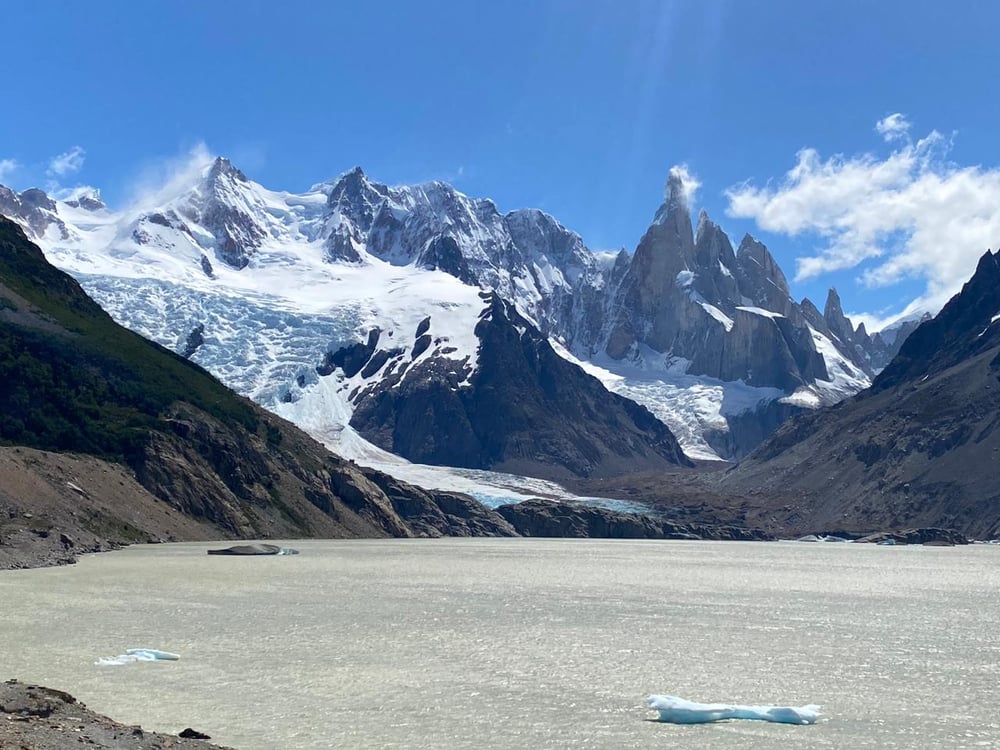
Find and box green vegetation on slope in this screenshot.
[0,218,261,461]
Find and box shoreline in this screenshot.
[0,679,232,749]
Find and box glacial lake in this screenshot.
[2,539,999,749]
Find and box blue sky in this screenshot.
[3,1,999,326]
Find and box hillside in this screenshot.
[723,251,1000,538]
[0,217,518,567]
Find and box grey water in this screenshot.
[2,539,999,749]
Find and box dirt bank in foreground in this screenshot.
[0,679,232,749]
[0,446,220,571]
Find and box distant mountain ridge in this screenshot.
[0,161,917,471]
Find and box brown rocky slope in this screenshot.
[722,250,1000,539]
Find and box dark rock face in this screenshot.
[349,294,692,480]
[855,528,969,546]
[495,499,772,541]
[181,323,205,359]
[704,398,806,461]
[725,250,1000,539]
[320,329,381,378]
[417,236,477,285]
[734,234,798,319]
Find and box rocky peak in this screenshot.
[0,186,67,240]
[63,188,106,212]
[155,156,267,269]
[874,250,1000,392]
[855,321,872,347]
[799,297,826,331]
[690,210,740,310]
[823,287,856,344]
[504,208,590,276]
[19,188,57,212]
[734,234,794,316]
[206,156,249,185]
[323,168,393,262]
[651,172,695,254]
[326,167,386,214]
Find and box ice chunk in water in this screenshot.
[648,695,820,725]
[95,648,180,666]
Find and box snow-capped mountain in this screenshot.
[0,158,903,472]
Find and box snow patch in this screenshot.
[736,305,784,319]
[550,341,782,462]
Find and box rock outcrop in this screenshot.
[495,499,772,541]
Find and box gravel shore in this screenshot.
[0,679,233,750]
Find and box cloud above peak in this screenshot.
[0,158,17,183]
[47,146,86,177]
[667,163,701,207]
[724,117,1000,316]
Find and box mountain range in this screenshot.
[1,157,997,540]
[0,160,919,485]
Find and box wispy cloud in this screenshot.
[668,163,701,207]
[874,113,911,143]
[0,158,17,183]
[725,117,1000,317]
[124,142,215,211]
[47,146,86,177]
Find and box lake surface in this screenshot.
[2,539,999,749]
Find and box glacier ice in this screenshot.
[95,648,180,666]
[647,694,820,725]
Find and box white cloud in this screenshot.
[875,113,911,142]
[668,163,701,207]
[124,143,215,211]
[725,120,1000,317]
[0,158,17,183]
[47,146,86,177]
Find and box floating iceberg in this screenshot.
[647,695,820,725]
[95,648,180,666]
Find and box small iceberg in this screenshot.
[647,695,820,725]
[95,648,180,667]
[207,544,299,556]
